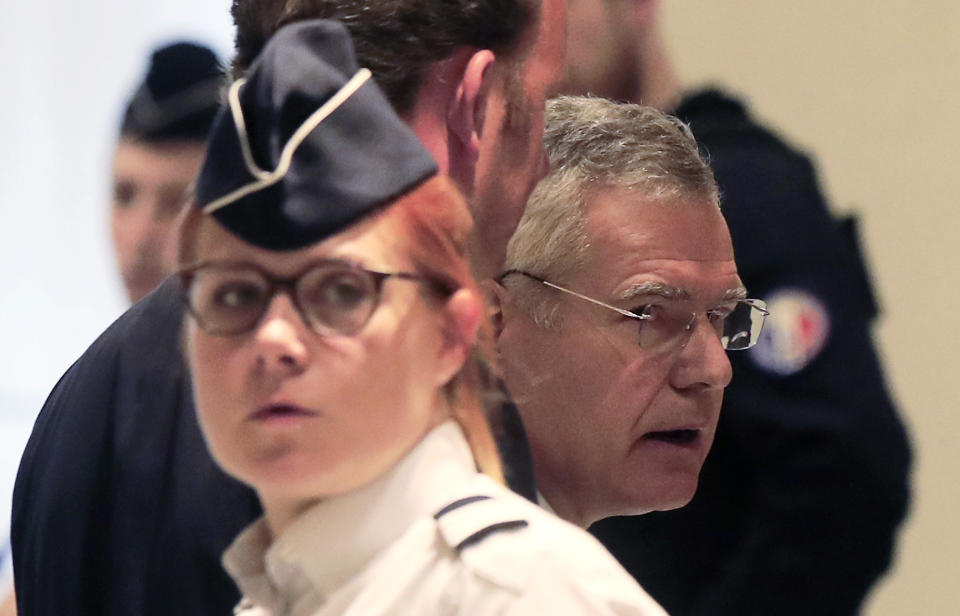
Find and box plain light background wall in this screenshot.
[660,2,959,614]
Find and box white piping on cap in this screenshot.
[202,68,373,215]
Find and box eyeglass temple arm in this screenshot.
[740,298,771,316]
[500,269,650,321]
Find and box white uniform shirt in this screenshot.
[223,421,668,616]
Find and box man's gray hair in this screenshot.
[503,95,719,327]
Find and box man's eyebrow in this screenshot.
[616,282,749,303]
[724,286,748,301]
[617,281,690,302]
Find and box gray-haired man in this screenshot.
[493,96,767,528]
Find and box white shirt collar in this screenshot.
[223,420,477,612]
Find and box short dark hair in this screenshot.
[230,0,537,114]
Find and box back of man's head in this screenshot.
[505,95,718,322]
[230,0,536,113]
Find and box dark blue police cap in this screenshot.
[121,41,223,142]
[194,19,438,251]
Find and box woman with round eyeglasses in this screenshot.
[178,19,667,616]
[181,176,502,520]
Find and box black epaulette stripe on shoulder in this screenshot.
[433,495,491,519]
[434,494,530,554]
[454,520,529,553]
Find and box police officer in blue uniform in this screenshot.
[110,41,223,304]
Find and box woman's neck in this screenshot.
[260,398,454,539]
[262,497,321,539]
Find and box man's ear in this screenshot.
[480,279,508,343]
[436,288,483,386]
[447,49,496,161]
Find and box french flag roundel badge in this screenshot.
[749,288,830,376]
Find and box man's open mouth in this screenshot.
[643,429,699,445]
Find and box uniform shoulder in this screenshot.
[434,478,665,614]
[61,275,186,373]
[675,88,803,158]
[30,275,189,423]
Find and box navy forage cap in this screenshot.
[121,41,223,141]
[194,19,438,251]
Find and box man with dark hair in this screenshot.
[111,41,223,303]
[563,2,911,614]
[229,0,557,280]
[230,0,532,114]
[11,2,564,616]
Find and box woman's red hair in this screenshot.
[371,176,504,482]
